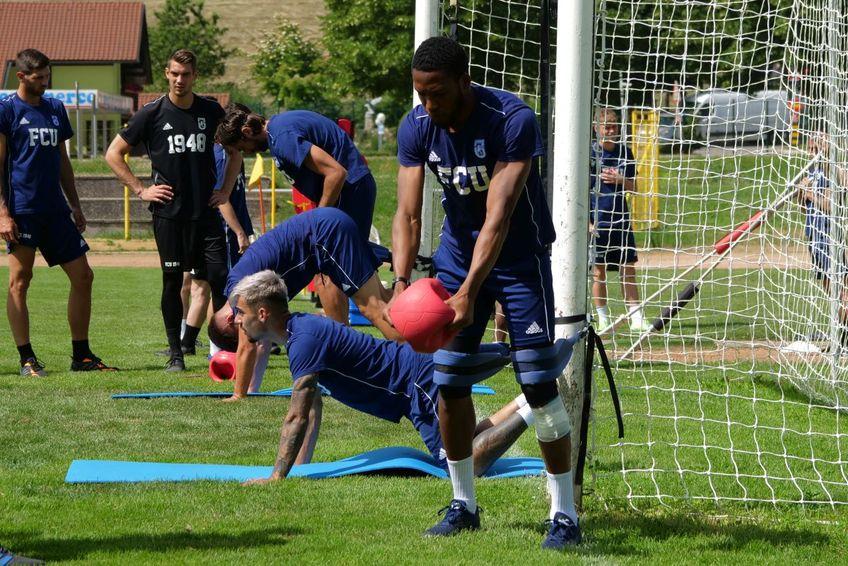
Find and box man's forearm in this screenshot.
[271,382,318,478]
[234,330,258,397]
[59,155,81,208]
[317,172,346,208]
[218,201,245,236]
[391,213,421,279]
[107,152,145,194]
[219,148,243,199]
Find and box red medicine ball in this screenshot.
[209,350,237,382]
[389,278,457,353]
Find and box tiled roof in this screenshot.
[0,2,146,64]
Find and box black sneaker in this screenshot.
[71,355,118,372]
[155,344,196,356]
[424,499,481,537]
[165,355,186,372]
[541,512,582,549]
[19,358,47,378]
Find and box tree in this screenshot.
[148,0,237,90]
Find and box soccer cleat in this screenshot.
[19,358,47,378]
[71,356,119,372]
[423,499,481,537]
[165,355,186,372]
[629,320,654,334]
[0,545,44,565]
[541,512,582,550]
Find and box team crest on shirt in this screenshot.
[474,139,486,158]
[198,117,206,130]
[51,115,59,126]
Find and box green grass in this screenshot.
[1,266,847,563]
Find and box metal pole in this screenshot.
[74,82,81,160]
[551,0,593,509]
[91,92,97,158]
[413,0,441,276]
[271,165,277,226]
[539,0,553,209]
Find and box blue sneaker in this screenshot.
[424,499,481,537]
[541,512,582,549]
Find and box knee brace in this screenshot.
[531,396,571,442]
[438,384,472,399]
[510,335,579,385]
[520,380,559,408]
[432,342,511,387]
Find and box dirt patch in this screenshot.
[607,339,837,365]
[638,243,809,270]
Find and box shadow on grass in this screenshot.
[4,526,305,561]
[507,509,830,555]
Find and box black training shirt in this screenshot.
[120,94,225,220]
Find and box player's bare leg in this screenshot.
[493,302,508,343]
[180,271,191,334]
[60,255,94,341]
[472,395,534,475]
[351,274,403,341]
[620,262,649,331]
[314,275,349,325]
[6,245,35,349]
[592,263,612,329]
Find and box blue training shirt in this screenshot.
[267,110,370,203]
[804,166,830,243]
[286,313,433,423]
[213,143,253,236]
[0,94,74,215]
[397,84,555,264]
[589,141,636,227]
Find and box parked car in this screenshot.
[684,89,792,144]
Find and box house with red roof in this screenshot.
[0,1,151,156]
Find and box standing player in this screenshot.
[0,49,115,376]
[590,107,650,332]
[214,139,253,268]
[215,105,376,326]
[105,49,244,371]
[391,37,580,549]
[227,270,537,482]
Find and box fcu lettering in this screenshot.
[28,128,58,147]
[436,165,490,195]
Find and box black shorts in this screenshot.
[153,213,227,276]
[8,212,89,267]
[594,224,638,270]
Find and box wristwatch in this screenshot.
[391,276,411,289]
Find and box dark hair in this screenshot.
[16,49,50,74]
[215,103,266,146]
[167,49,197,72]
[412,37,469,78]
[208,317,239,353]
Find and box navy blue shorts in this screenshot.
[8,212,89,266]
[225,227,252,269]
[309,208,379,297]
[336,173,377,243]
[594,223,638,269]
[434,244,555,351]
[809,237,847,281]
[406,374,446,469]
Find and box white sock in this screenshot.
[630,307,645,327]
[209,341,221,356]
[515,394,528,408]
[518,404,535,426]
[596,305,610,328]
[547,470,578,523]
[180,319,187,340]
[447,456,476,513]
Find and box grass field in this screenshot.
[1,265,847,563]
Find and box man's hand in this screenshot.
[236,231,250,254]
[208,190,231,207]
[795,176,813,203]
[71,206,87,233]
[0,214,19,243]
[140,184,173,203]
[243,474,281,486]
[382,282,409,328]
[445,289,475,331]
[600,167,625,185]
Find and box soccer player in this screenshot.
[207,207,402,399]
[227,270,536,482]
[214,140,253,268]
[0,49,115,376]
[215,105,376,327]
[590,107,650,332]
[105,49,245,372]
[391,37,580,549]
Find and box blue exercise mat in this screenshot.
[112,384,495,400]
[64,446,543,483]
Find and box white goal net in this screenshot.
[435,0,848,508]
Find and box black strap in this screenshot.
[575,326,624,486]
[555,314,587,325]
